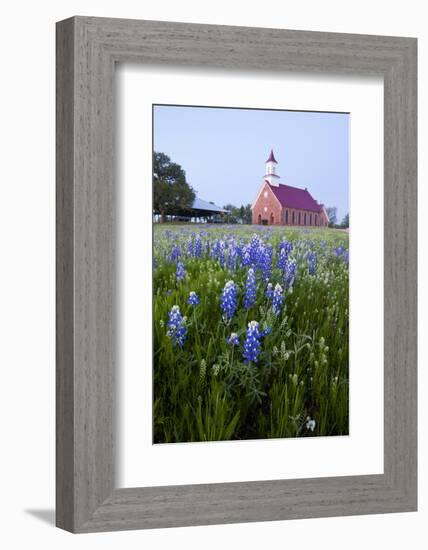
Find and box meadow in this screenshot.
[153,224,349,443]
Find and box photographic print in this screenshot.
[153,104,349,444]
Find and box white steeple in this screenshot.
[264,149,280,186]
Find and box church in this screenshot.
[251,150,329,227]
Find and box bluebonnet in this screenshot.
[307,251,317,275]
[259,245,273,281]
[166,305,187,347]
[212,239,226,268]
[227,244,238,272]
[226,332,240,346]
[244,268,257,309]
[343,250,349,265]
[272,283,284,315]
[284,260,296,287]
[195,236,202,258]
[187,237,194,257]
[241,245,252,268]
[249,234,261,265]
[187,291,200,306]
[221,280,237,322]
[243,320,262,363]
[279,239,293,256]
[176,261,185,282]
[261,326,272,337]
[171,244,181,262]
[334,246,344,257]
[265,282,274,300]
[278,247,288,270]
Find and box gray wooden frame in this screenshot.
[56,16,417,533]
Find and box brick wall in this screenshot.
[251,182,283,225]
[252,183,330,227]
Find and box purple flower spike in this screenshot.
[221,280,237,323]
[226,332,240,346]
[166,305,187,347]
[187,291,200,306]
[243,320,262,363]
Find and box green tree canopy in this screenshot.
[153,152,195,222]
[341,213,349,228]
[222,203,252,224]
[326,206,338,226]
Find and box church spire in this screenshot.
[264,149,280,186]
[266,149,278,164]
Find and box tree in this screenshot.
[326,206,338,227]
[222,203,253,224]
[153,152,195,222]
[239,205,245,221]
[341,213,349,228]
[242,204,252,224]
[223,204,238,223]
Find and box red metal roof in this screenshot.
[268,182,323,213]
[266,149,278,164]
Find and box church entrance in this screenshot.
[262,219,268,226]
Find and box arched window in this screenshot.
[304,212,307,225]
[315,214,318,226]
[285,209,288,224]
[310,213,312,225]
[298,211,301,225]
[258,214,262,225]
[292,211,295,225]
[270,213,274,225]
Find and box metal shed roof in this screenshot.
[192,197,229,213]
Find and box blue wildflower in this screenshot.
[343,250,349,264]
[272,283,284,315]
[307,251,317,275]
[187,237,194,257]
[221,280,237,322]
[278,247,288,270]
[226,332,240,346]
[187,291,200,306]
[284,260,296,287]
[171,244,181,262]
[241,245,251,268]
[265,282,274,300]
[259,245,273,281]
[244,268,257,309]
[176,261,185,282]
[261,326,272,337]
[279,239,293,256]
[166,305,187,347]
[249,234,261,265]
[243,320,262,363]
[227,244,238,272]
[195,236,202,257]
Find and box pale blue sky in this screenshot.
[153,105,349,223]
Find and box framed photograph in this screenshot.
[56,16,417,532]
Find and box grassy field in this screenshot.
[153,224,349,443]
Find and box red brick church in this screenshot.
[251,150,329,227]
